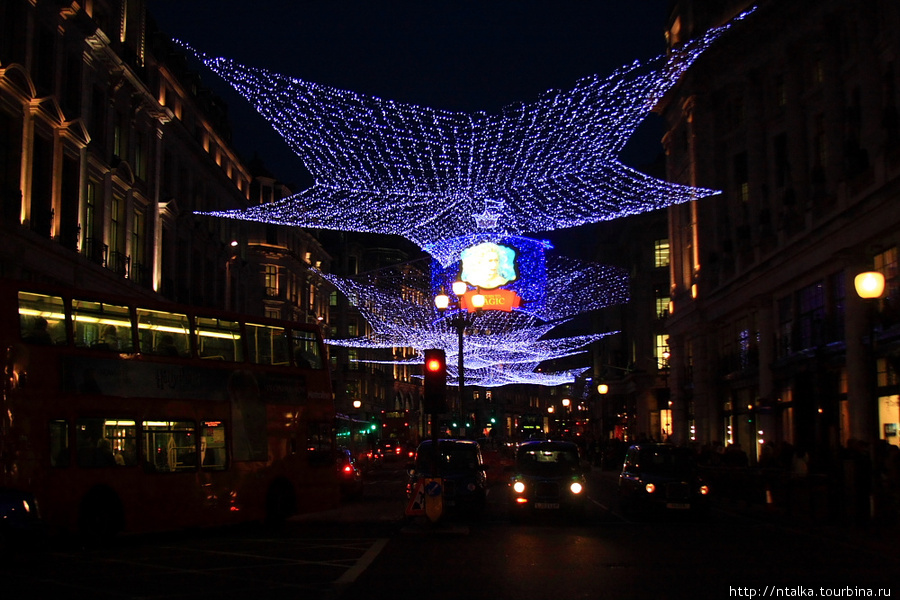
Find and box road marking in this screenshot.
[333,537,389,588]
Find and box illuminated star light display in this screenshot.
[316,260,623,388]
[185,9,754,386]
[185,9,754,249]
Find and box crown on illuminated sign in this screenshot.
[474,212,500,230]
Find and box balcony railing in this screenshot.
[107,250,130,277]
[83,237,108,267]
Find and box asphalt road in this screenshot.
[3,462,897,600]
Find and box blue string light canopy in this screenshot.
[181,8,754,386]
[316,257,624,388]
[183,9,754,249]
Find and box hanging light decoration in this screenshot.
[316,254,622,387]
[176,7,755,387]
[179,8,755,250]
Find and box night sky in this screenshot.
[148,0,672,189]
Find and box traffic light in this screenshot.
[423,348,448,415]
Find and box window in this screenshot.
[828,271,846,344]
[656,296,670,319]
[84,181,98,254]
[113,112,125,158]
[201,421,227,470]
[135,130,147,180]
[136,307,190,356]
[76,418,136,467]
[195,317,242,362]
[307,420,333,465]
[132,208,145,281]
[797,281,825,350]
[142,420,196,472]
[18,291,66,345]
[246,323,289,365]
[292,328,323,369]
[777,296,794,358]
[655,334,669,368]
[733,152,749,203]
[72,298,132,351]
[264,264,278,297]
[654,239,670,268]
[109,195,127,275]
[49,420,69,467]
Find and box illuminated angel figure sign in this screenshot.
[183,9,754,250]
[460,242,517,290]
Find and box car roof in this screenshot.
[517,440,578,450]
[417,439,480,447]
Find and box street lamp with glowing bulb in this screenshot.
[855,270,885,441]
[434,281,484,435]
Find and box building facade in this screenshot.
[661,0,900,469]
[0,0,331,323]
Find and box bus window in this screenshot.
[49,419,70,467]
[142,420,196,472]
[195,317,242,362]
[76,418,135,467]
[246,323,289,366]
[18,291,66,345]
[291,328,323,369]
[72,299,132,352]
[105,419,138,466]
[136,307,190,357]
[201,421,227,470]
[307,420,334,465]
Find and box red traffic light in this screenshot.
[423,348,447,414]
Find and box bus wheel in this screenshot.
[78,486,124,542]
[265,479,296,525]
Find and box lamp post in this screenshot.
[435,281,484,437]
[224,240,239,311]
[855,270,885,441]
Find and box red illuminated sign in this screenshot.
[460,288,521,312]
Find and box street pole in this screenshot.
[457,317,465,437]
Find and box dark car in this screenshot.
[380,439,403,461]
[406,439,487,517]
[337,448,363,499]
[507,440,587,522]
[617,443,710,517]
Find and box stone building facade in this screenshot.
[661,0,900,467]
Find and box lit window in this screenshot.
[654,239,670,268]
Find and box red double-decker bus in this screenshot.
[1,280,338,537]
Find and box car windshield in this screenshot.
[415,443,480,474]
[636,446,696,474]
[516,446,579,476]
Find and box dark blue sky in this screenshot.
[148,0,671,187]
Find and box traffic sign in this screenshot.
[424,477,443,522]
[405,481,426,516]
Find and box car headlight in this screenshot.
[569,481,583,494]
[513,481,526,494]
[645,482,656,494]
